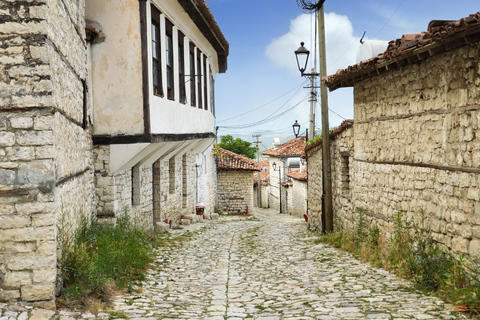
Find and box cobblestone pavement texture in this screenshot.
[1,208,469,320]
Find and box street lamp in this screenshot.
[292,120,301,138]
[294,39,333,233]
[272,162,282,214]
[292,120,308,141]
[295,42,310,76]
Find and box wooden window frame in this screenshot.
[189,42,196,107]
[210,70,215,116]
[196,48,202,109]
[203,55,208,111]
[178,31,186,104]
[151,4,163,97]
[165,19,175,100]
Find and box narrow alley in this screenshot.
[102,209,464,320]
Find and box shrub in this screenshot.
[316,209,480,316]
[58,213,153,304]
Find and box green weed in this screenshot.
[317,209,480,317]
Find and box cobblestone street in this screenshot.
[1,208,468,320]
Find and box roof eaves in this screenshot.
[177,0,229,73]
[323,12,480,91]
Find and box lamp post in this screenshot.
[294,40,333,233]
[272,162,282,214]
[292,120,301,138]
[292,120,309,142]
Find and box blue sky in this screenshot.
[208,0,479,149]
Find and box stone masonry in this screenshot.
[306,121,354,231]
[95,145,211,229]
[352,43,480,256]
[217,170,254,215]
[0,0,94,305]
[309,27,480,258]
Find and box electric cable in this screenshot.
[372,0,406,38]
[217,93,310,130]
[217,80,307,124]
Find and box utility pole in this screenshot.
[309,69,315,140]
[252,134,262,208]
[318,3,333,232]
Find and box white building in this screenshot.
[86,0,229,227]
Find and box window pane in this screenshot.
[153,61,158,86]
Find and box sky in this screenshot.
[207,0,480,150]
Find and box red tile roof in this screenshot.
[304,120,354,153]
[286,168,307,181]
[214,146,259,171]
[262,137,306,157]
[323,12,480,91]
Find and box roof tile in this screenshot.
[214,146,259,171]
[323,12,480,91]
[286,168,307,181]
[262,137,306,157]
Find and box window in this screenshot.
[182,154,187,208]
[151,5,163,96]
[178,31,186,104]
[196,48,202,109]
[203,55,208,110]
[131,165,140,206]
[340,152,351,193]
[165,19,174,100]
[169,157,176,194]
[190,43,196,107]
[210,70,215,115]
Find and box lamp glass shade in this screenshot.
[295,42,310,73]
[272,162,277,171]
[292,120,301,138]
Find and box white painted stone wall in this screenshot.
[285,179,307,217]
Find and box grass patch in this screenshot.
[317,209,480,318]
[57,213,164,309]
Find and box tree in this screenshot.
[216,135,258,159]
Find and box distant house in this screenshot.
[285,169,308,217]
[262,137,306,213]
[318,12,480,257]
[254,158,270,208]
[215,146,260,214]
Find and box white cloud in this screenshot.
[265,12,360,76]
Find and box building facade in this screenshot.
[262,137,306,213]
[311,13,480,258]
[215,146,259,215]
[0,0,228,304]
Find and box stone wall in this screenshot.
[94,145,207,228]
[306,125,354,231]
[217,170,253,214]
[253,183,269,208]
[0,0,93,305]
[352,43,480,257]
[285,179,307,217]
[308,42,480,258]
[202,146,217,215]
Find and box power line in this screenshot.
[373,0,406,38]
[217,93,310,130]
[217,80,307,124]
